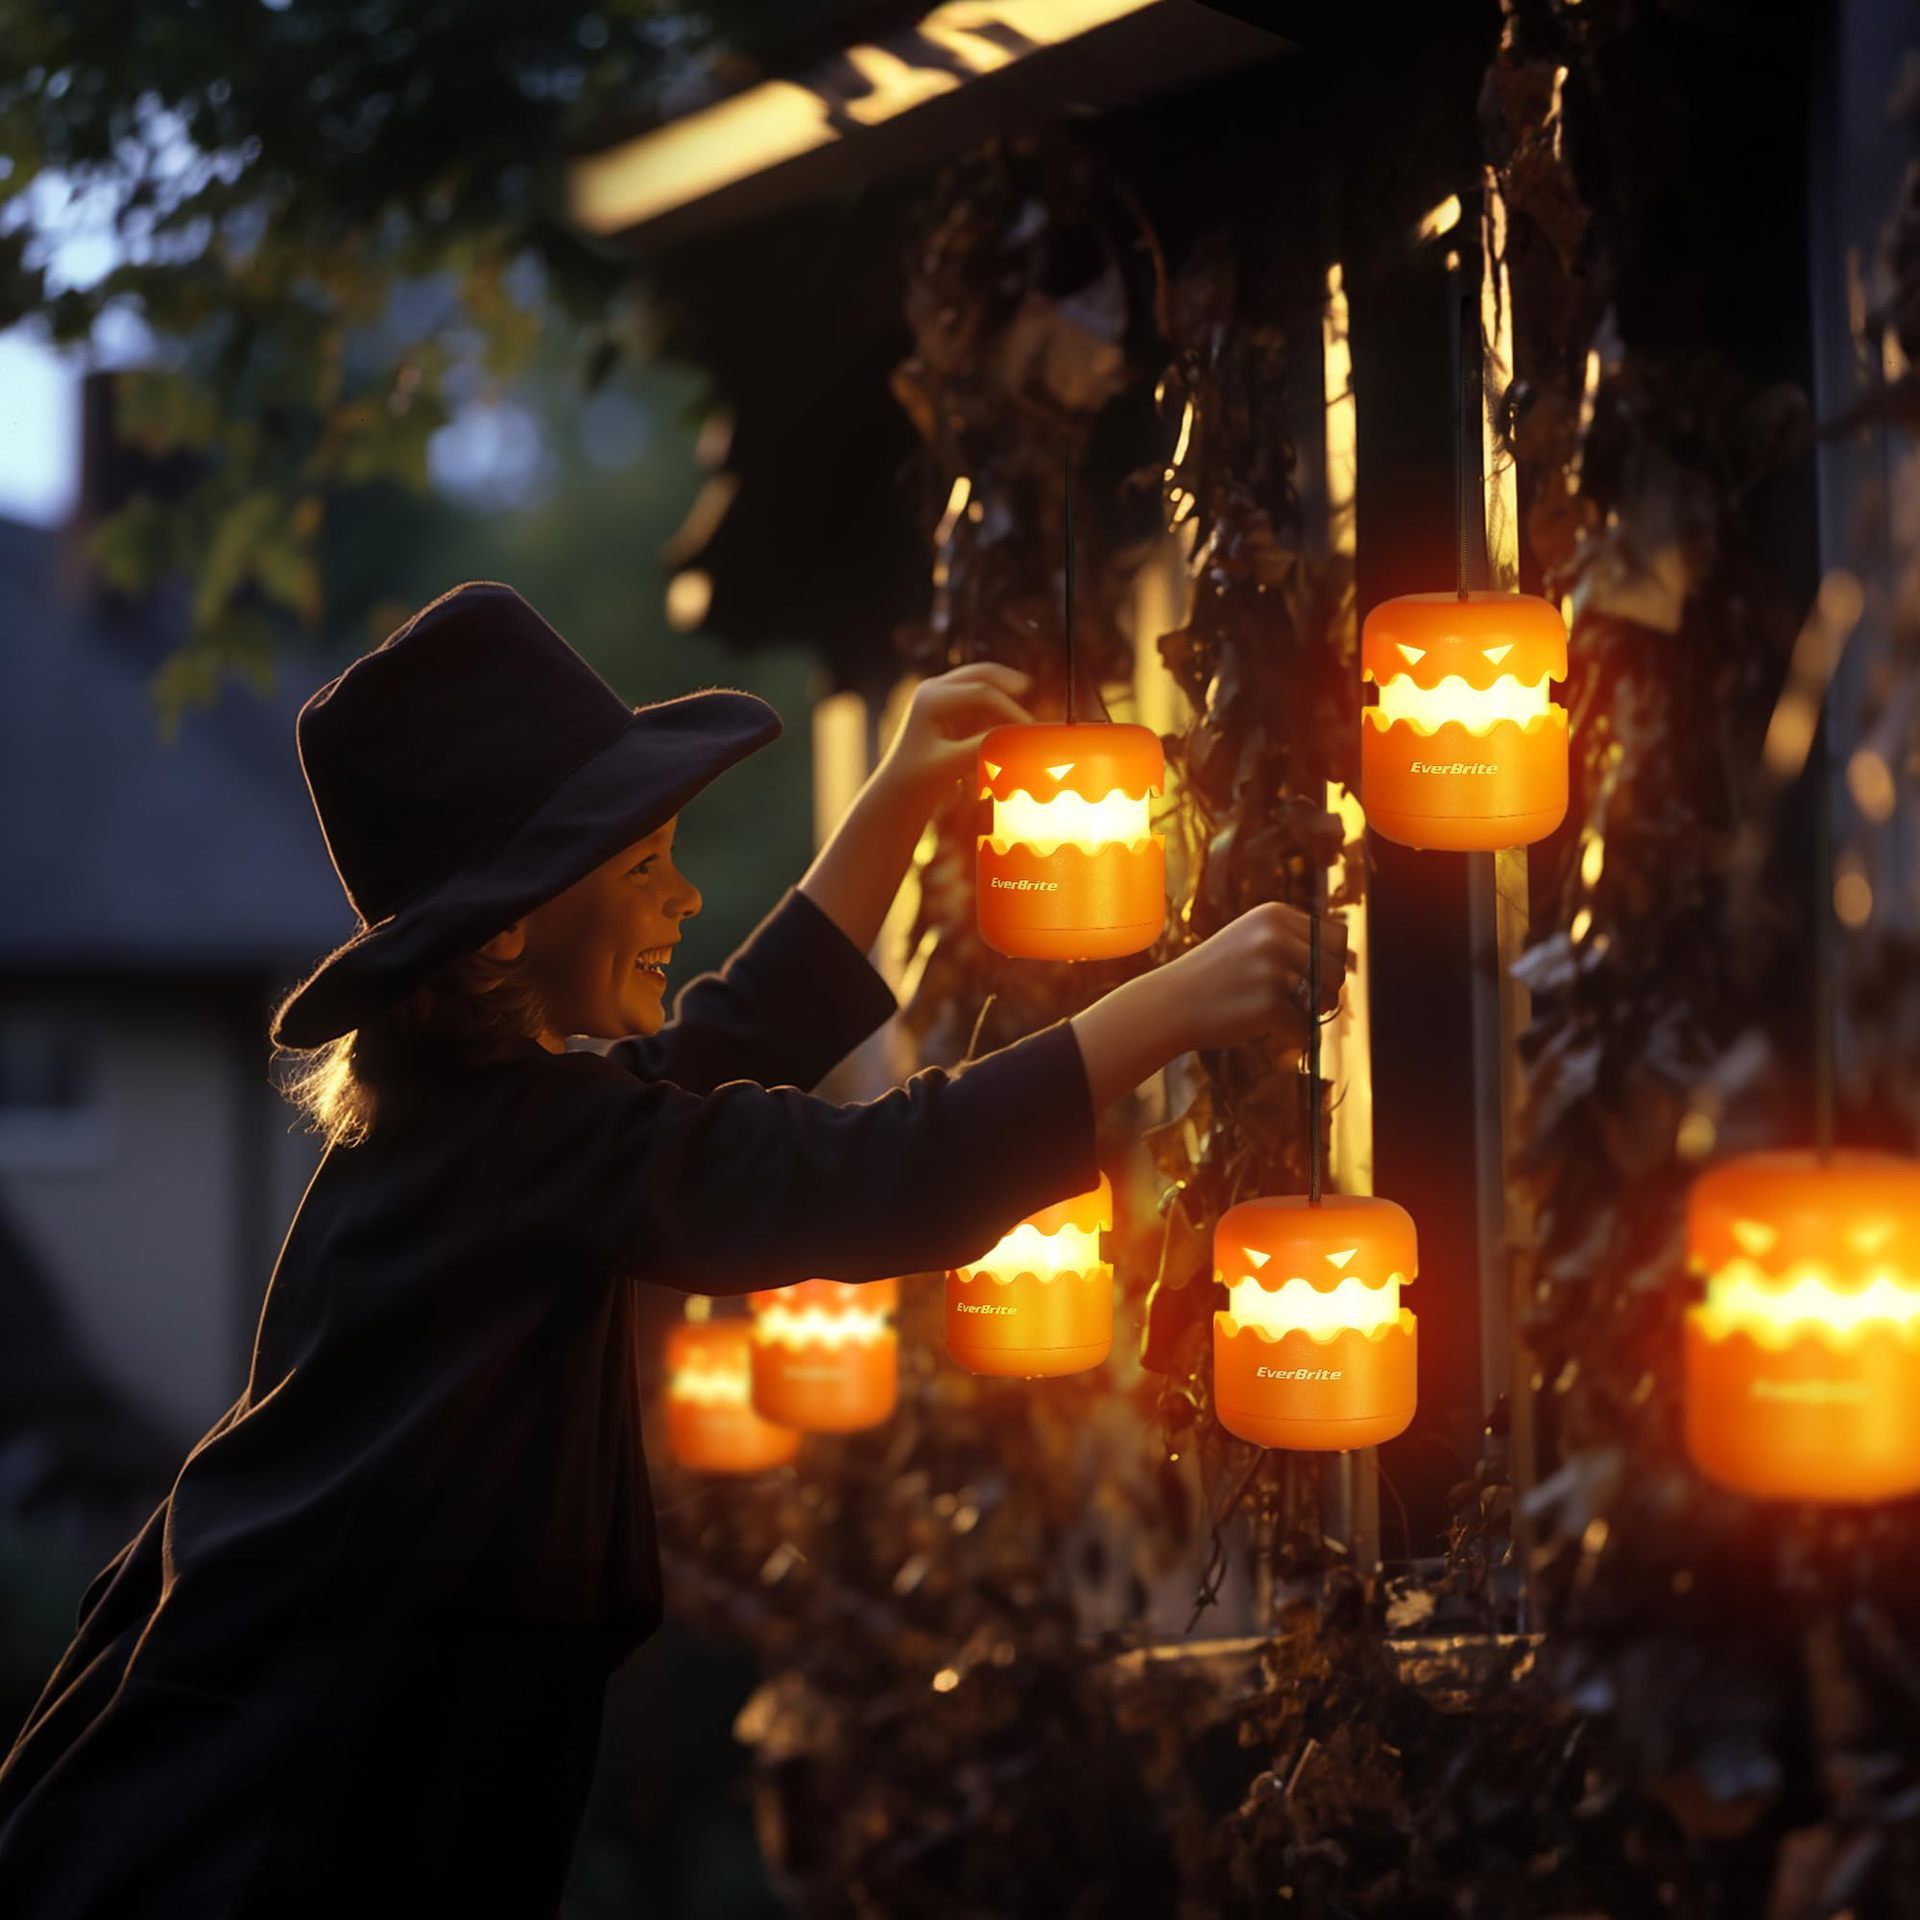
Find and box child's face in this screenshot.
[514,816,701,1040]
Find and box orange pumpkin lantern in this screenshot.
[947,1174,1112,1377]
[1212,1194,1418,1450]
[1684,1151,1920,1503]
[977,722,1164,960]
[1361,591,1568,851]
[663,1317,801,1474]
[748,1278,899,1432]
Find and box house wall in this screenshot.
[0,979,322,1449]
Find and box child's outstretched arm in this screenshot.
[506,900,1345,1296]
[606,664,1032,1100]
[796,663,1034,955]
[1070,902,1346,1110]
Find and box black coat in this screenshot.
[0,888,1100,1917]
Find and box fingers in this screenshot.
[967,687,1037,729]
[925,683,1035,737]
[939,662,1034,696]
[1243,901,1345,1018]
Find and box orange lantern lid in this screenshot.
[1688,1151,1920,1282]
[1215,1193,1418,1293]
[747,1276,901,1315]
[1361,591,1567,694]
[1021,1171,1113,1240]
[979,722,1164,805]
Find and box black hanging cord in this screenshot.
[1447,207,1490,602]
[1307,870,1325,1207]
[1063,445,1078,725]
[1812,708,1837,1161]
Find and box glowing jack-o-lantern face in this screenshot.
[747,1278,898,1432]
[1360,591,1568,851]
[947,1173,1112,1377]
[1212,1194,1418,1451]
[977,722,1165,961]
[664,1319,801,1474]
[1684,1152,1920,1503]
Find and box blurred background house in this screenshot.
[1,377,349,1454]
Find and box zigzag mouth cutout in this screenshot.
[1366,673,1560,735]
[1691,1261,1920,1352]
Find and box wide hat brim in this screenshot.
[272,690,780,1049]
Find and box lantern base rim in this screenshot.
[947,1338,1111,1378]
[980,919,1162,962]
[1687,1457,1920,1505]
[757,1405,892,1434]
[1366,805,1566,853]
[1215,1403,1415,1451]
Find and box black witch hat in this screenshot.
[271,581,780,1049]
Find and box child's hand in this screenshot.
[1163,902,1347,1053]
[1069,903,1350,1111]
[879,663,1035,808]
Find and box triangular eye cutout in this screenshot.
[1731,1218,1778,1258]
[1045,762,1076,781]
[1482,643,1513,665]
[1395,643,1427,665]
[1324,1247,1358,1269]
[1243,1247,1272,1269]
[983,759,1002,780]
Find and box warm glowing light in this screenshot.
[956,1220,1102,1283]
[934,474,972,548]
[1324,781,1371,1197]
[664,1319,801,1473]
[1368,673,1554,735]
[977,723,1165,960]
[1570,906,1593,944]
[1684,1150,1920,1502]
[570,0,1160,235]
[1847,747,1897,823]
[665,569,712,631]
[1212,1194,1419,1451]
[1480,172,1519,589]
[668,1356,753,1408]
[986,787,1153,855]
[1415,194,1463,241]
[1220,1274,1408,1341]
[753,1302,894,1350]
[1694,1261,1920,1350]
[813,691,870,851]
[1580,831,1605,889]
[1762,571,1865,778]
[1360,591,1569,851]
[1676,1110,1717,1161]
[749,1279,899,1432]
[1170,397,1195,469]
[1323,264,1356,569]
[949,1176,1112,1377]
[1834,859,1873,929]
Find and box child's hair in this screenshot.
[274,946,551,1149]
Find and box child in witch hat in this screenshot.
[0,582,1341,1917]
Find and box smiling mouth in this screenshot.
[634,944,675,983]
